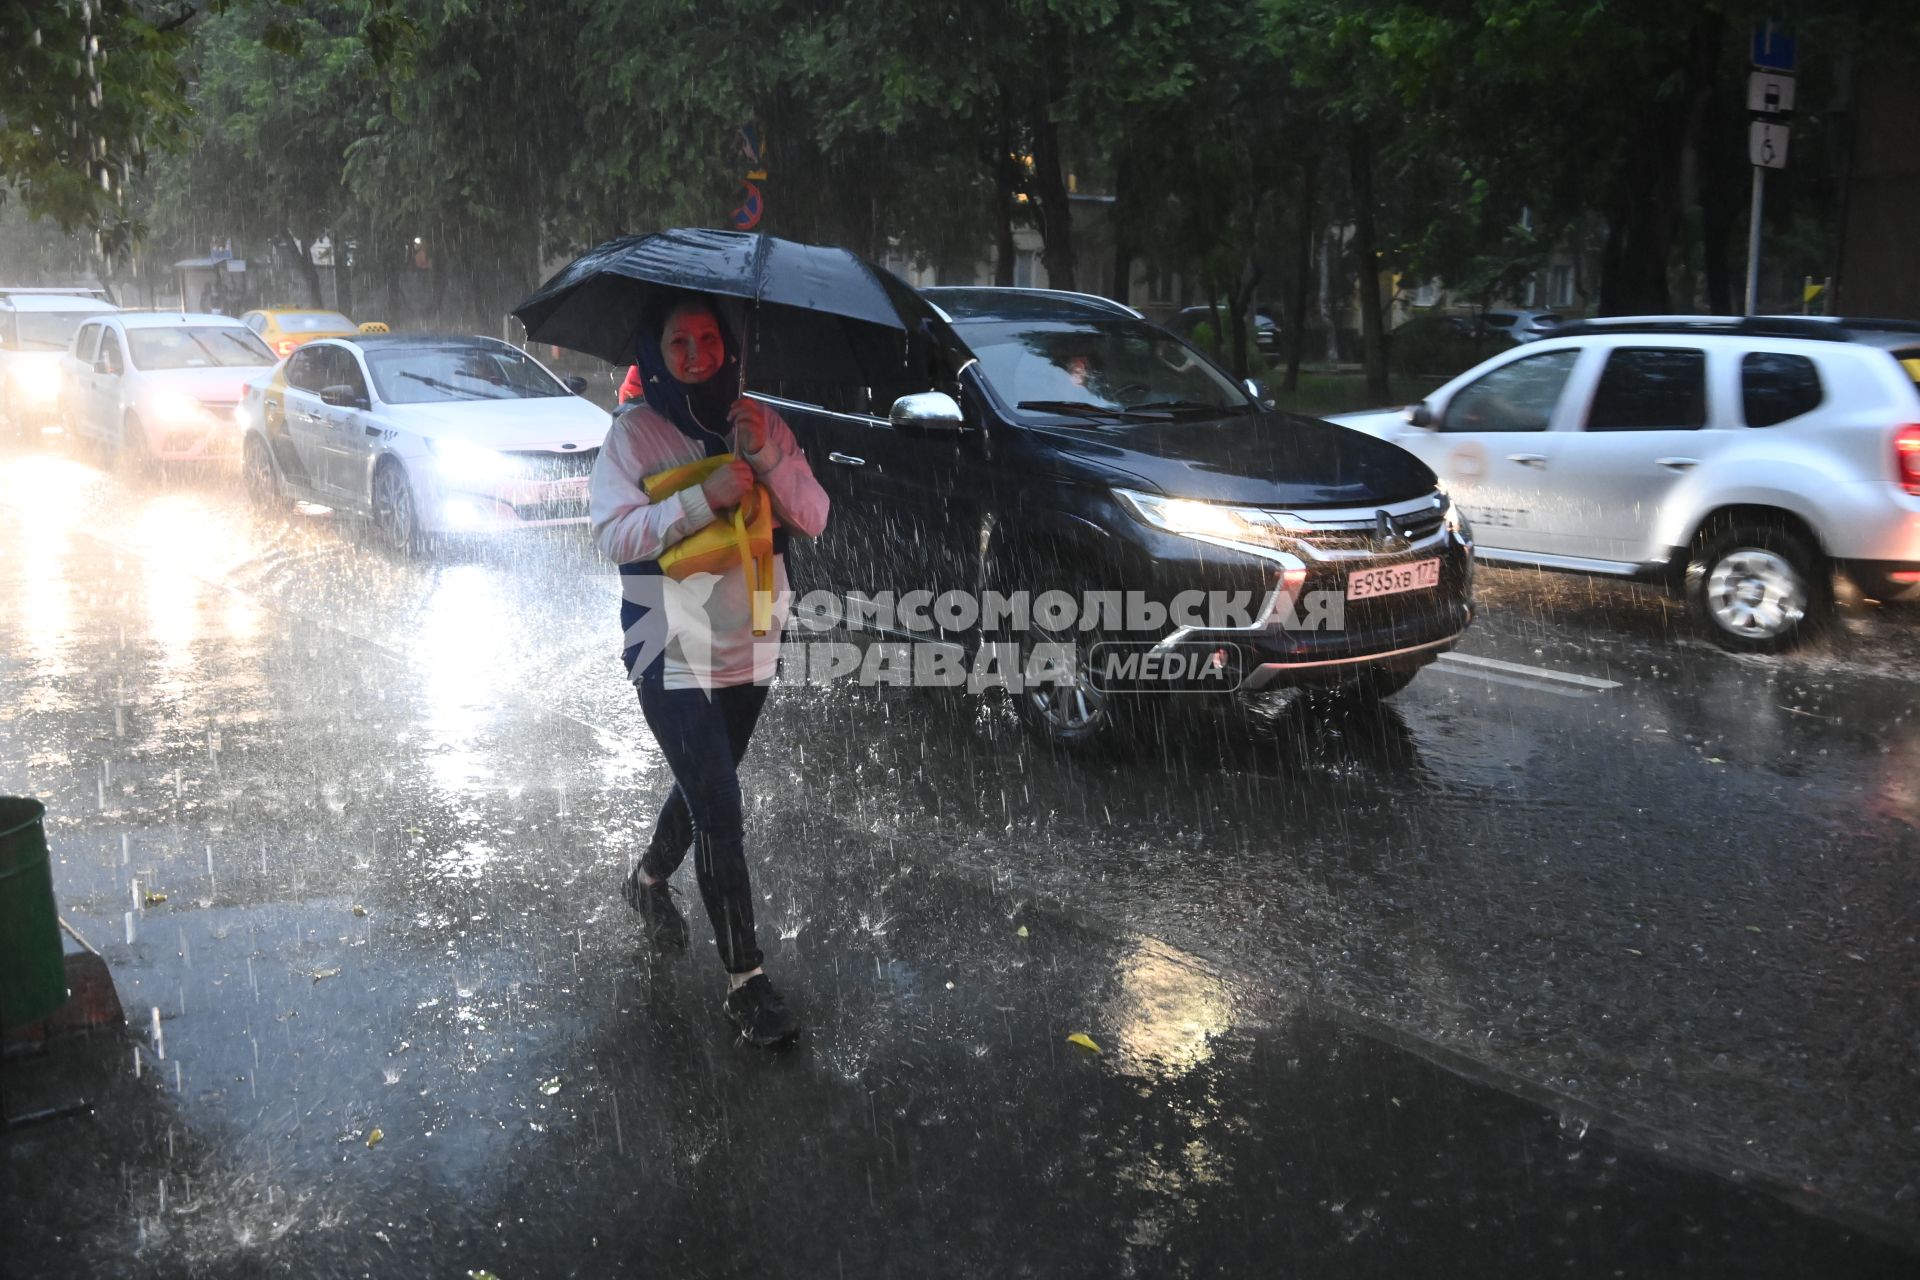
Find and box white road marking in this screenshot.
[1435,652,1623,696]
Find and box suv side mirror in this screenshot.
[1403,401,1435,428]
[562,375,588,395]
[1244,378,1276,410]
[320,384,368,410]
[889,390,965,436]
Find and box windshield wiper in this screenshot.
[1016,400,1141,420]
[400,371,508,399]
[1121,398,1231,415]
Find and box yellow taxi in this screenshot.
[239,309,363,359]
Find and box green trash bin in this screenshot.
[0,797,68,1030]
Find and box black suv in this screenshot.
[761,286,1475,750]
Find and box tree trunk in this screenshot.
[337,228,355,319]
[1228,295,1251,381]
[1029,112,1076,291]
[1284,155,1319,393]
[1109,152,1135,306]
[1203,278,1225,362]
[286,230,324,308]
[1693,17,1738,313]
[1347,123,1389,402]
[1596,22,1718,315]
[1318,231,1338,363]
[992,124,1017,287]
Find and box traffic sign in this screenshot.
[735,123,764,169]
[1747,70,1795,116]
[731,180,764,231]
[1750,120,1790,170]
[1751,24,1796,72]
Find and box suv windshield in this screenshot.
[127,326,275,369]
[7,312,103,351]
[961,319,1252,420]
[366,345,568,403]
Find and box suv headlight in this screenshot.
[1116,488,1305,558]
[1441,493,1473,546]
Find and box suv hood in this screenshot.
[1031,411,1435,508]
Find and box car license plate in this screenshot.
[1347,558,1440,601]
[546,476,590,503]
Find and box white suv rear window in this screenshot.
[1741,352,1823,427]
[1586,348,1707,431]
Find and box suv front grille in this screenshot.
[1280,495,1449,561]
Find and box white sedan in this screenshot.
[240,334,610,553]
[60,311,276,463]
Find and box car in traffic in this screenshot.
[0,292,119,438]
[1168,302,1281,355]
[59,311,277,465]
[1474,308,1567,343]
[238,308,365,359]
[1330,315,1920,652]
[758,286,1475,751]
[0,285,114,303]
[239,333,606,553]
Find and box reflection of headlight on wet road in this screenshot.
[439,496,496,530]
[429,438,516,489]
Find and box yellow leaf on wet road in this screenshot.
[1067,1033,1101,1054]
[365,1128,383,1148]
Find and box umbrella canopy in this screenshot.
[511,228,938,387]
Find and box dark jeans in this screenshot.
[636,681,770,974]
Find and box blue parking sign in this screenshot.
[1752,24,1796,72]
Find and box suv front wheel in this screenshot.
[1684,521,1831,653]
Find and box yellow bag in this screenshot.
[643,453,777,635]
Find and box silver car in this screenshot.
[239,334,608,555]
[1334,316,1920,652]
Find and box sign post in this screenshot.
[1745,25,1796,315]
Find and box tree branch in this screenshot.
[153,5,201,36]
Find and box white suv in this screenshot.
[1334,317,1920,652]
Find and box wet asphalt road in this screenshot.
[2,437,1918,1276]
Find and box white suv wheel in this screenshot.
[1704,548,1805,640]
[1685,522,1831,654]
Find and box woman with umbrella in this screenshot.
[588,289,829,1047]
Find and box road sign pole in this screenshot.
[1745,165,1765,316]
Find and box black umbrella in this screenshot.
[510,227,937,387]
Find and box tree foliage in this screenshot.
[9,0,1916,334]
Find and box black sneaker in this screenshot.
[723,974,799,1046]
[623,867,688,953]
